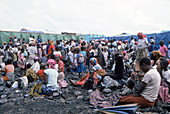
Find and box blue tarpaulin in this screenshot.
[90,31,170,48]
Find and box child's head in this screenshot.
[27,63,32,69]
[6,59,12,65]
[159,40,164,46]
[151,41,155,45]
[160,59,169,71]
[40,63,46,69]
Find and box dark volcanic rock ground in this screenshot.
[0,70,170,114]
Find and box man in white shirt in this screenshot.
[44,65,59,91]
[118,57,161,107]
[28,44,37,65]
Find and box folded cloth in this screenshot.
[96,69,106,76]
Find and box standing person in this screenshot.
[168,41,170,58]
[130,36,135,50]
[29,35,33,44]
[102,46,109,67]
[17,47,26,75]
[37,35,41,43]
[37,43,42,60]
[14,35,17,46]
[135,32,148,72]
[118,57,161,107]
[48,41,55,57]
[31,57,40,73]
[27,43,37,65]
[46,40,50,55]
[159,40,168,57]
[80,47,87,65]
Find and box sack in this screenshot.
[96,69,106,76]
[77,55,84,64]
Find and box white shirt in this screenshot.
[29,37,33,44]
[141,68,161,102]
[31,61,40,73]
[12,76,28,89]
[28,46,37,55]
[162,69,170,83]
[44,69,59,90]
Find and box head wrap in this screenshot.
[34,57,39,60]
[47,59,56,69]
[49,40,53,45]
[105,39,108,43]
[137,32,147,39]
[55,54,62,60]
[125,40,128,43]
[90,58,97,66]
[135,41,138,45]
[118,41,122,45]
[123,51,127,55]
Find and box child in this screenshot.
[159,40,167,57]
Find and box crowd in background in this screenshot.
[0,32,170,107]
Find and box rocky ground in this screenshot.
[0,69,170,114]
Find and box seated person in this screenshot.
[37,63,46,82]
[12,69,37,90]
[160,59,170,85]
[118,57,161,107]
[55,55,64,73]
[26,63,38,82]
[0,59,15,87]
[43,63,59,91]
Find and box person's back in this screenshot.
[28,46,37,55]
[44,68,59,90]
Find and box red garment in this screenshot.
[37,69,45,81]
[76,72,98,86]
[58,60,64,72]
[118,94,155,107]
[48,45,55,55]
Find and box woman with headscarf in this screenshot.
[135,32,148,72]
[47,40,55,58]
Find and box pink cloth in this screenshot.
[159,86,170,103]
[47,59,56,69]
[17,52,25,69]
[160,45,167,56]
[58,72,68,89]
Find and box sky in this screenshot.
[0,0,170,36]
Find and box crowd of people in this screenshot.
[0,33,170,108]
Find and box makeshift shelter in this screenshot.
[0,30,85,45]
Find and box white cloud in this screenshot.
[0,0,170,36]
